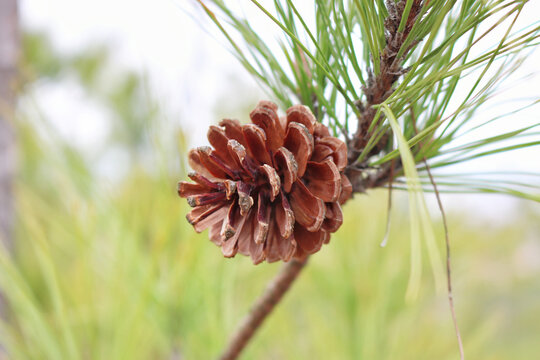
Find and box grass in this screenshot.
[1,116,539,359]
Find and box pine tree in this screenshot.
[183,1,540,359]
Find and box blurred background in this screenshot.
[0,0,539,358]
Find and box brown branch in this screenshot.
[349,0,423,157]
[347,0,424,193]
[218,257,308,360]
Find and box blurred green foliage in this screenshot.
[0,31,539,359]
[21,32,161,164]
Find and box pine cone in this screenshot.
[178,101,352,264]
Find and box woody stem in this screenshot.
[346,0,424,192]
[218,257,309,360]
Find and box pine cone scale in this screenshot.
[304,160,341,202]
[255,192,270,245]
[275,193,294,239]
[294,225,324,255]
[190,203,229,233]
[273,147,298,192]
[321,202,344,233]
[284,122,313,177]
[219,119,246,146]
[289,181,326,232]
[249,103,284,151]
[259,164,281,201]
[243,124,272,165]
[207,125,234,165]
[286,105,316,133]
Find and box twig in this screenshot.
[423,156,465,360]
[218,257,308,360]
[410,108,465,360]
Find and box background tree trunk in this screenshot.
[0,0,18,253]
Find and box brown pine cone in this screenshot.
[178,101,352,264]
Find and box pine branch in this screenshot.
[346,0,424,192]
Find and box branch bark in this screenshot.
[218,257,308,360]
[346,0,424,193]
